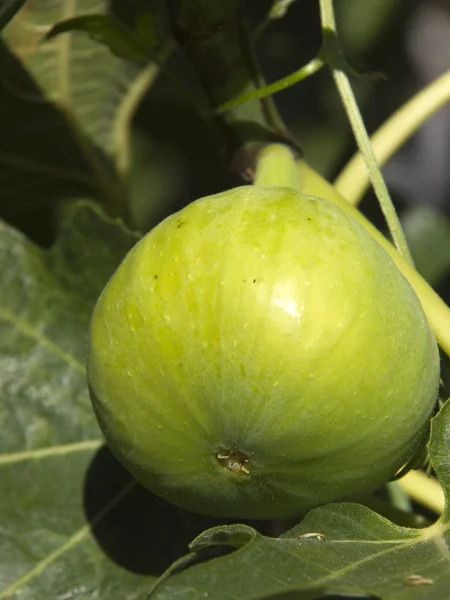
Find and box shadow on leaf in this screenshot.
[0,40,122,228]
[83,445,292,576]
[83,445,191,575]
[83,446,253,576]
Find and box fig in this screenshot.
[87,185,439,519]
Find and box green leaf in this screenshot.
[43,14,150,63]
[0,1,167,219]
[0,203,227,598]
[0,202,159,598]
[0,0,26,30]
[148,404,450,599]
[3,0,142,157]
[0,41,116,219]
[428,402,450,516]
[190,523,256,551]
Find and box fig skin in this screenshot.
[88,186,440,519]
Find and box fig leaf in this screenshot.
[0,0,155,219]
[0,0,26,31]
[43,14,151,63]
[0,203,156,598]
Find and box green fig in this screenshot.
[87,185,439,519]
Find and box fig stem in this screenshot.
[253,144,300,192]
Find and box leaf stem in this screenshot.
[215,57,324,115]
[334,69,450,205]
[318,0,413,265]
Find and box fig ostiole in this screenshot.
[88,182,439,519]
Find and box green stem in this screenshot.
[215,57,324,115]
[253,144,299,191]
[113,40,175,174]
[334,69,450,205]
[318,0,413,265]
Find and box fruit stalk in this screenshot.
[253,144,300,192]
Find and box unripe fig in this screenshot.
[88,186,439,519]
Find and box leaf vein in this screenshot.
[0,440,103,465]
[0,306,85,374]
